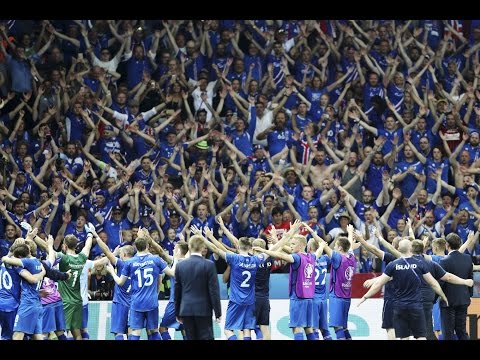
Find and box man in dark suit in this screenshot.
[175,235,221,340]
[439,233,474,340]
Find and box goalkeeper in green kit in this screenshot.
[51,222,94,340]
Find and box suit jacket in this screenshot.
[174,254,221,318]
[439,250,473,307]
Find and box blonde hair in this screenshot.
[189,235,206,253]
[25,239,37,257]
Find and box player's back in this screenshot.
[314,255,331,299]
[0,263,22,311]
[18,257,43,306]
[387,257,426,308]
[113,258,131,306]
[226,253,262,305]
[57,252,88,304]
[125,253,166,311]
[255,256,273,299]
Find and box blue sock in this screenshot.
[182,334,188,340]
[294,333,304,340]
[128,335,140,340]
[227,335,237,340]
[81,332,90,340]
[344,329,352,340]
[313,331,320,340]
[321,329,332,340]
[150,332,161,340]
[254,328,263,339]
[306,333,316,340]
[438,334,444,340]
[243,336,251,340]
[66,336,74,340]
[161,332,171,340]
[115,335,124,340]
[57,334,67,341]
[454,334,458,340]
[335,329,345,339]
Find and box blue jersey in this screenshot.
[386,83,404,112]
[425,159,449,194]
[64,224,88,253]
[394,160,424,198]
[113,258,131,307]
[293,197,320,221]
[0,263,22,311]
[225,253,264,305]
[190,216,215,236]
[243,219,263,238]
[167,271,176,303]
[132,169,155,191]
[413,254,446,303]
[0,239,13,258]
[377,128,403,156]
[65,111,87,143]
[267,128,292,157]
[121,254,167,311]
[314,255,331,300]
[17,257,43,306]
[384,256,429,309]
[161,239,177,257]
[5,211,35,237]
[104,219,132,251]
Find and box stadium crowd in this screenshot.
[0,19,479,340]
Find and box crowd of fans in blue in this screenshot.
[0,19,479,339]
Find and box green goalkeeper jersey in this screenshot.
[57,252,88,304]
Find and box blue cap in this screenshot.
[165,127,176,136]
[95,189,107,198]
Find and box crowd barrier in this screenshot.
[219,273,480,299]
[85,298,480,340]
[82,273,480,340]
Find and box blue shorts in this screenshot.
[382,298,394,329]
[328,296,351,328]
[160,301,181,330]
[224,301,256,331]
[394,307,426,339]
[289,298,314,328]
[82,304,88,329]
[14,303,43,335]
[111,302,130,334]
[313,297,328,330]
[42,301,66,333]
[0,309,17,340]
[432,300,441,331]
[129,307,159,331]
